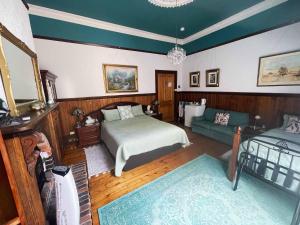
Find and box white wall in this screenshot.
[35,22,300,99]
[0,0,35,101]
[182,22,300,93]
[0,0,35,50]
[34,39,182,98]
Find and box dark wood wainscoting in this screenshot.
[57,93,156,137]
[177,91,300,129]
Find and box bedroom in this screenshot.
[0,0,299,224]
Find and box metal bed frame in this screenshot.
[233,134,300,225]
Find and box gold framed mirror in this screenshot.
[0,23,44,116]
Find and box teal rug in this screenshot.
[99,155,296,225]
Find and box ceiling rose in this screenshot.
[148,0,193,8]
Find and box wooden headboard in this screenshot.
[85,101,147,122]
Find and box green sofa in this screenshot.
[191,108,249,145]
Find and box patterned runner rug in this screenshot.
[99,155,296,225]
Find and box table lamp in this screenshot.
[254,115,261,130]
[72,108,85,128]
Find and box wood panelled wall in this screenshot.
[57,92,300,138]
[177,91,300,129]
[58,94,156,137]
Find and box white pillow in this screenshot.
[131,105,144,116]
[117,105,134,120]
[101,109,121,121]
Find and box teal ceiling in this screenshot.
[27,0,262,38]
[185,0,300,54]
[30,15,175,54]
[28,0,300,54]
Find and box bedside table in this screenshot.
[146,112,163,120]
[75,123,100,147]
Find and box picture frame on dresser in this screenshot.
[40,70,58,104]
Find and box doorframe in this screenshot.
[155,70,178,121]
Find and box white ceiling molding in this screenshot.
[182,0,288,44]
[29,0,287,46]
[28,4,181,44]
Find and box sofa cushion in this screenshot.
[214,112,230,126]
[192,116,205,123]
[204,108,224,121]
[210,124,236,136]
[192,120,212,130]
[227,111,249,126]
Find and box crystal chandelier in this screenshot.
[167,0,187,65]
[148,0,193,8]
[149,0,188,64]
[167,44,186,65]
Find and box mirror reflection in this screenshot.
[2,36,38,104]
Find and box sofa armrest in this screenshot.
[192,116,205,123]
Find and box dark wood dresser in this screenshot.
[146,112,163,120]
[76,123,100,147]
[0,104,63,225]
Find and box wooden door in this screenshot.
[156,71,177,122]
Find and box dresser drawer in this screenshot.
[75,124,100,147]
[78,136,100,147]
[77,126,99,135]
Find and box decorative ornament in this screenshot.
[148,0,193,8]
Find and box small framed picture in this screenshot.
[206,69,220,87]
[189,71,200,87]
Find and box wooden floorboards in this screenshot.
[63,126,230,225]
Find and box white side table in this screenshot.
[184,104,206,127]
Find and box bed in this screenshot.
[229,125,300,225]
[87,102,190,177]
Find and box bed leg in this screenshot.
[291,198,300,225]
[233,163,243,191]
[228,127,241,182]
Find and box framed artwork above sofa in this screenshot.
[189,71,200,87]
[206,69,220,87]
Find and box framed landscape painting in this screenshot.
[189,71,200,87]
[206,69,220,87]
[103,64,138,93]
[257,50,300,86]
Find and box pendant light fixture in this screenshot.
[166,0,187,65]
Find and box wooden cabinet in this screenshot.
[0,142,18,225]
[151,113,163,120]
[47,108,64,162]
[76,124,100,147]
[146,112,163,120]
